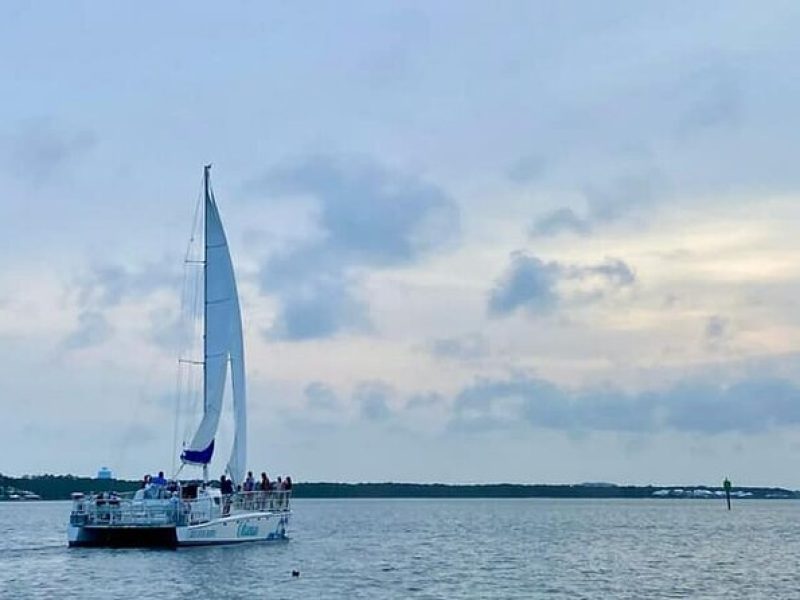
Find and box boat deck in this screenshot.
[69,490,291,529]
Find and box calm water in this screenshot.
[1,498,798,598]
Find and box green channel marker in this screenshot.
[723,477,732,510]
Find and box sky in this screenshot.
[4,1,800,486]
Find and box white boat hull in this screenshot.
[68,510,290,547]
[178,511,290,545]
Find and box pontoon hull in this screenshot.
[68,511,290,548]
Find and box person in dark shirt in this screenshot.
[257,472,270,510]
[220,475,234,515]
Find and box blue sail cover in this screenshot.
[181,439,215,465]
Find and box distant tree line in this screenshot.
[1,474,796,501]
[292,482,798,499]
[0,474,139,500]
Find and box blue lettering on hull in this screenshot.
[237,522,259,537]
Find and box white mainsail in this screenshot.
[181,166,247,484]
[227,295,247,485]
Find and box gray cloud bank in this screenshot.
[63,261,179,351]
[451,374,800,435]
[303,373,800,437]
[0,119,95,185]
[530,171,660,238]
[251,156,460,340]
[489,253,635,316]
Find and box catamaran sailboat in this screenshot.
[68,166,290,547]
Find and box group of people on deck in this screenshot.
[219,471,292,494]
[138,469,292,508]
[139,471,179,500]
[218,471,292,514]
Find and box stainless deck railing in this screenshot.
[228,490,291,513]
[70,489,291,528]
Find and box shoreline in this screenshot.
[2,475,797,501]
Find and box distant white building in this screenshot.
[97,467,112,480]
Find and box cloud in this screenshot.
[304,381,340,411]
[676,64,741,135]
[428,333,489,361]
[530,170,659,238]
[529,208,590,237]
[252,156,459,340]
[1,119,95,184]
[449,374,800,435]
[355,381,394,421]
[61,261,179,351]
[488,253,635,316]
[61,310,113,350]
[266,276,371,341]
[147,307,190,352]
[405,392,445,411]
[705,315,729,340]
[507,155,547,184]
[572,258,635,288]
[704,315,733,352]
[74,262,177,309]
[488,254,562,316]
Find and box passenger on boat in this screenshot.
[285,476,293,491]
[169,492,181,522]
[270,477,283,509]
[244,471,255,492]
[256,473,270,509]
[142,483,156,499]
[152,471,167,486]
[220,475,234,515]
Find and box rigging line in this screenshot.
[183,178,205,263]
[171,462,185,482]
[174,172,207,472]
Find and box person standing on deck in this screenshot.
[258,473,270,510]
[220,475,234,515]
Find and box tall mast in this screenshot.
[202,164,210,484]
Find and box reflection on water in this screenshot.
[1,498,799,598]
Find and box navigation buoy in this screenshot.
[723,477,732,511]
